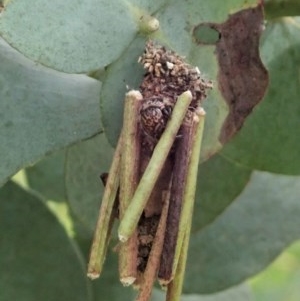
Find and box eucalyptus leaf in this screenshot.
[194,154,251,231]
[65,134,114,231]
[91,251,137,301]
[73,219,136,301]
[0,181,92,301]
[151,284,253,301]
[26,150,66,202]
[251,241,300,301]
[100,36,146,147]
[185,171,300,293]
[0,38,101,186]
[0,0,138,73]
[264,0,300,19]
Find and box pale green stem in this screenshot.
[138,14,159,33]
[87,135,122,279]
[167,108,206,301]
[126,4,159,34]
[166,222,191,301]
[118,90,193,242]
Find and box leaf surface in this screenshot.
[151,284,253,301]
[0,38,101,186]
[185,171,300,293]
[65,134,114,231]
[0,181,92,301]
[0,0,139,72]
[250,241,300,301]
[194,154,251,231]
[26,150,66,202]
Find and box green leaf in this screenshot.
[0,181,92,301]
[100,36,146,147]
[193,154,251,231]
[65,134,114,231]
[151,284,253,301]
[73,220,136,301]
[0,38,101,186]
[26,150,66,202]
[221,18,300,175]
[264,0,300,19]
[185,171,300,294]
[250,241,300,301]
[91,251,137,301]
[0,0,139,73]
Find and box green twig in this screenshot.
[166,224,190,301]
[118,90,193,242]
[87,135,122,279]
[166,107,206,300]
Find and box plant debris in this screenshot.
[139,41,212,140]
[212,3,269,143]
[88,40,212,301]
[133,41,212,298]
[138,41,212,162]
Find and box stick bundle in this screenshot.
[87,41,212,301]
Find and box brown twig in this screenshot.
[158,112,196,285]
[136,188,171,301]
[166,108,206,301]
[87,135,122,279]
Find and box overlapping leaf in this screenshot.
[73,215,136,301]
[264,0,300,18]
[194,155,251,231]
[185,171,300,293]
[26,150,66,202]
[0,38,101,186]
[100,36,146,147]
[151,284,253,301]
[65,134,114,231]
[0,181,92,301]
[0,0,136,73]
[250,241,300,301]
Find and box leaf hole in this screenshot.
[193,23,220,45]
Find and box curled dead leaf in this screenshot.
[194,3,269,144]
[215,3,269,143]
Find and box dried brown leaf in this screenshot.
[213,3,269,143]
